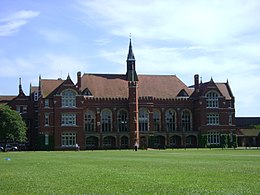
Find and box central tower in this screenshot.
[126,39,139,147]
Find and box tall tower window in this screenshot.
[153,109,161,132]
[165,109,176,132]
[117,109,128,132]
[101,109,112,132]
[84,110,95,132]
[139,108,149,131]
[181,110,192,132]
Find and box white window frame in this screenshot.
[207,131,220,145]
[117,109,128,132]
[61,132,76,147]
[153,109,161,132]
[165,109,176,132]
[101,109,112,132]
[207,113,219,125]
[139,108,149,132]
[61,113,76,126]
[181,110,192,132]
[206,91,219,108]
[84,110,95,132]
[61,89,76,108]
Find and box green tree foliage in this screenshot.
[0,105,27,147]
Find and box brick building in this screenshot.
[0,40,236,150]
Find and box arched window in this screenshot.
[84,110,95,132]
[139,108,149,131]
[181,110,192,132]
[117,109,128,132]
[61,89,76,107]
[153,109,161,132]
[101,109,112,132]
[165,109,176,132]
[206,91,219,108]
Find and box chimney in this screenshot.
[194,74,199,90]
[77,71,81,90]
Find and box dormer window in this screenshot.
[206,91,219,108]
[61,89,76,107]
[83,88,92,96]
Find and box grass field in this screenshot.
[0,149,260,194]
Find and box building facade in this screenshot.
[0,40,236,150]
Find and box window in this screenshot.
[206,91,219,108]
[153,110,161,132]
[207,113,219,125]
[44,99,49,107]
[229,113,233,125]
[117,110,128,132]
[34,92,38,101]
[207,131,220,145]
[139,109,149,131]
[16,105,27,114]
[61,132,76,147]
[61,90,76,107]
[181,110,192,132]
[61,113,76,126]
[101,109,112,132]
[44,113,49,126]
[84,110,95,132]
[165,109,176,132]
[45,134,49,145]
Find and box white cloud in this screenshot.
[0,10,39,36]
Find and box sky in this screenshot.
[0,0,260,117]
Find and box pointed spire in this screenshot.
[19,78,23,94]
[67,73,71,80]
[127,37,135,61]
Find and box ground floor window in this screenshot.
[61,132,76,147]
[207,131,220,144]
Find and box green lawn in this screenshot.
[0,149,260,194]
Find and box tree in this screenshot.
[0,105,27,151]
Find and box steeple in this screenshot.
[126,38,138,81]
[18,77,25,96]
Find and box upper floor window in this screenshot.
[61,90,76,107]
[101,109,112,132]
[117,109,128,132]
[34,92,38,101]
[139,108,149,132]
[16,105,27,114]
[229,113,233,126]
[207,113,219,125]
[165,109,176,132]
[206,91,219,108]
[44,113,49,126]
[153,109,161,132]
[181,110,192,132]
[84,110,95,132]
[44,99,49,107]
[61,113,76,126]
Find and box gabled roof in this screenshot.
[41,79,64,98]
[80,74,192,98]
[237,129,260,137]
[215,83,232,100]
[0,96,16,105]
[190,80,233,100]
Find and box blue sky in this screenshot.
[0,0,260,117]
